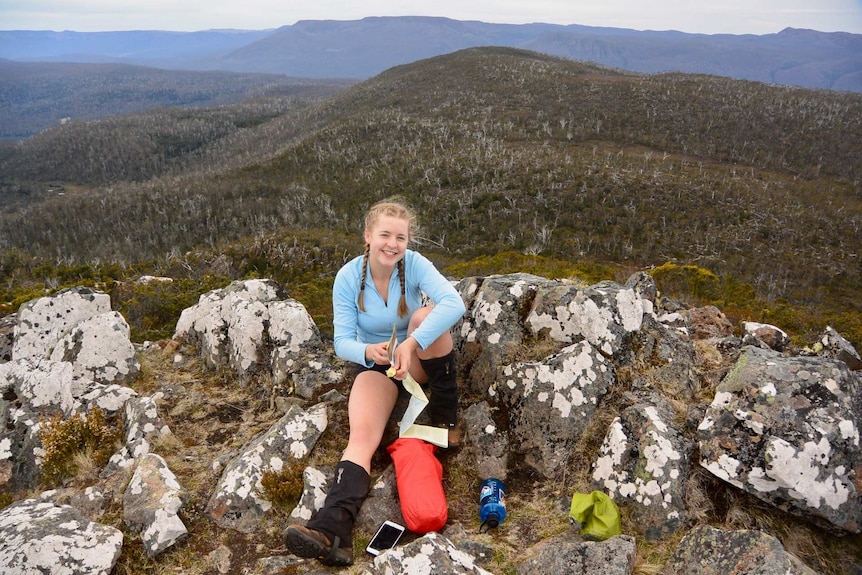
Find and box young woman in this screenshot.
[284,199,466,566]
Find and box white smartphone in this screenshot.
[366,520,405,556]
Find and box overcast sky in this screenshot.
[1,0,861,35]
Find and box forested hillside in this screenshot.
[1,47,860,345]
[0,60,353,141]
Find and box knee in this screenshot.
[408,306,432,332]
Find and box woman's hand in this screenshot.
[364,342,391,366]
[390,336,419,380]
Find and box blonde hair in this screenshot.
[358,199,416,318]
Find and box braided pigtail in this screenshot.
[358,244,370,313]
[397,259,408,318]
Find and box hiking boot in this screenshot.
[285,524,354,566]
[285,460,369,567]
[445,420,466,447]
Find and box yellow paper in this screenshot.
[399,373,449,448]
[387,324,448,448]
[400,424,449,446]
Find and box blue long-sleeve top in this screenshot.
[333,249,466,366]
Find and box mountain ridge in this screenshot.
[2,16,860,91]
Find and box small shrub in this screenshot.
[38,407,121,487]
[290,276,336,338]
[1,286,49,316]
[651,262,719,302]
[443,251,616,283]
[0,491,14,510]
[259,458,305,512]
[112,274,230,341]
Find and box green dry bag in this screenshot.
[569,491,622,541]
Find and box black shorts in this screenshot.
[353,362,401,386]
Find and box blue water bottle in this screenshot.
[479,478,507,530]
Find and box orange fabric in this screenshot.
[387,438,448,533]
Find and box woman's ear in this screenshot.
[364,228,372,244]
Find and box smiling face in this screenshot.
[364,214,409,271]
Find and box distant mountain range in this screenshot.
[2,16,861,92]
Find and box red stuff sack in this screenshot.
[386,437,448,533]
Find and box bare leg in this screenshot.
[341,370,400,473]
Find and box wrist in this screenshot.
[402,335,420,352]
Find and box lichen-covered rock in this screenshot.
[68,486,109,521]
[494,341,614,477]
[0,358,75,416]
[0,498,123,575]
[661,525,820,575]
[102,394,171,477]
[625,270,658,304]
[367,531,493,575]
[454,273,560,394]
[698,346,862,533]
[461,401,508,481]
[123,453,188,557]
[813,326,862,371]
[174,279,333,391]
[0,358,77,490]
[207,402,327,532]
[742,321,791,352]
[268,299,320,353]
[247,555,304,575]
[592,397,692,539]
[75,382,138,415]
[50,311,140,386]
[626,313,699,401]
[226,298,275,377]
[0,400,42,490]
[440,523,496,567]
[12,286,112,362]
[175,278,286,375]
[517,531,636,575]
[526,280,646,356]
[271,348,342,400]
[7,271,859,573]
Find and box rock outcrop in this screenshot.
[0,498,124,575]
[206,402,328,532]
[173,278,341,395]
[1,274,860,574]
[123,453,188,556]
[698,345,861,533]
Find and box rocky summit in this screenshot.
[0,273,860,574]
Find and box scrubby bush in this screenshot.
[259,458,305,513]
[112,274,231,342]
[444,251,617,285]
[38,407,121,487]
[651,262,720,302]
